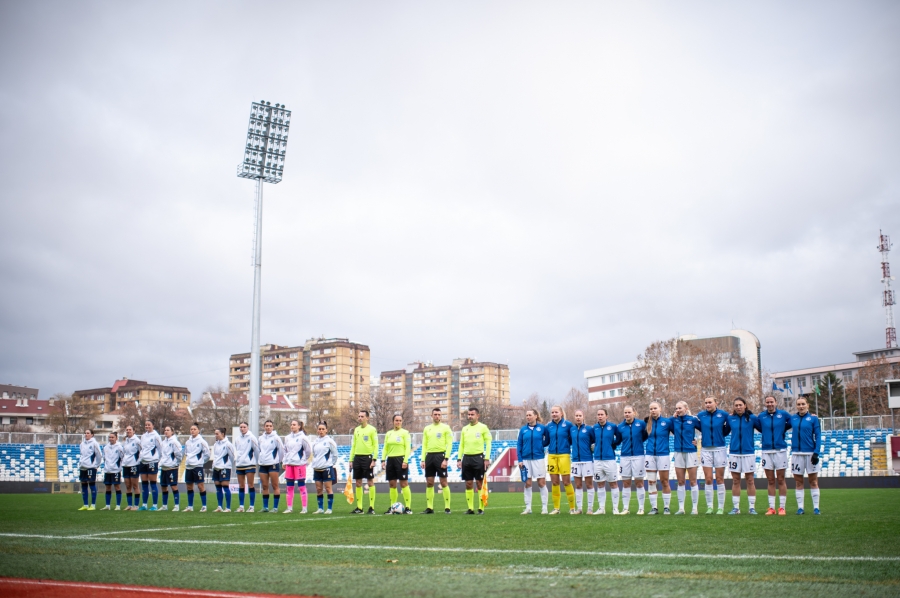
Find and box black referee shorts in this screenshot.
[352,455,374,480]
[461,454,485,481]
[385,456,408,481]
[424,452,448,478]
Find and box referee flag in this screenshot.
[343,477,355,504]
[480,478,489,507]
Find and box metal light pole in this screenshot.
[237,100,292,434]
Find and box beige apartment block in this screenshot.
[73,378,191,415]
[230,338,369,412]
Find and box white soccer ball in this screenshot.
[390,502,405,514]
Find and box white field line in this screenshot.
[73,516,354,538]
[0,578,294,597]
[0,532,896,563]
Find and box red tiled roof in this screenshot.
[0,399,52,415]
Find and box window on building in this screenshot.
[841,371,854,381]
[797,377,806,388]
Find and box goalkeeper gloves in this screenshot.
[811,453,819,465]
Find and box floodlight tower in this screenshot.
[237,100,292,434]
[878,230,897,349]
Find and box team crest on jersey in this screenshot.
[364,435,369,441]
[661,422,667,427]
[475,433,481,438]
[395,436,401,442]
[562,423,567,427]
[581,429,587,434]
[716,414,723,418]
[436,433,442,438]
[776,414,783,419]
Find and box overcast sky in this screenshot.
[1,1,899,402]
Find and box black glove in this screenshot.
[811,453,819,465]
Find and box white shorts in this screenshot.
[701,447,727,469]
[619,456,645,479]
[592,460,618,483]
[571,461,593,478]
[761,450,788,471]
[728,454,756,474]
[521,459,547,480]
[790,454,821,476]
[644,455,670,472]
[673,451,699,469]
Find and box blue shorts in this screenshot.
[122,465,139,479]
[236,466,256,475]
[103,472,121,485]
[212,469,231,483]
[258,464,281,474]
[138,462,158,476]
[160,469,178,487]
[79,468,97,483]
[313,469,332,482]
[184,467,205,484]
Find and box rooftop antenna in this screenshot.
[878,230,896,348]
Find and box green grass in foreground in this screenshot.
[0,489,898,597]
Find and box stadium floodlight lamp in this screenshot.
[236,100,291,435]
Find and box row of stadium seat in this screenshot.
[0,431,892,482]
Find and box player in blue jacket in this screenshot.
[517,409,549,514]
[616,406,648,515]
[671,401,701,515]
[569,410,595,514]
[644,402,673,515]
[591,408,622,514]
[790,397,822,515]
[546,406,576,514]
[757,395,792,515]
[726,397,759,515]
[697,396,731,514]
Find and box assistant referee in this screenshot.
[456,406,492,515]
[421,407,453,514]
[349,410,379,514]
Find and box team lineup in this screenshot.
[73,396,822,517]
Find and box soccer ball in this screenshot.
[389,502,405,514]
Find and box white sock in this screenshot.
[748,495,756,509]
[718,487,726,509]
[648,490,657,510]
[795,489,805,510]
[598,487,606,511]
[611,487,620,511]
[811,489,820,509]
[676,485,684,510]
[524,486,532,509]
[768,495,775,509]
[575,487,583,510]
[705,485,713,508]
[622,487,632,510]
[779,494,786,509]
[539,485,548,509]
[664,492,672,509]
[732,494,740,509]
[636,487,645,510]
[690,484,698,510]
[586,487,595,512]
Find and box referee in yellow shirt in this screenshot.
[349,410,379,514]
[380,414,412,514]
[457,406,492,515]
[421,407,453,514]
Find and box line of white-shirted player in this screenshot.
[516,395,823,516]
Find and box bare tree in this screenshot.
[561,386,590,419]
[194,393,248,431]
[845,357,900,416]
[47,392,99,434]
[362,386,411,433]
[466,392,521,430]
[143,402,193,434]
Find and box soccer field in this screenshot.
[0,490,897,597]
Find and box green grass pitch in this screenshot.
[0,489,897,597]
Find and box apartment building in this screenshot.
[73,378,191,414]
[229,338,370,411]
[380,358,511,424]
[0,384,39,401]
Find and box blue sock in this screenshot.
[81,483,89,506]
[216,486,223,507]
[273,495,280,509]
[249,489,255,508]
[188,490,195,507]
[200,491,207,507]
[239,489,245,507]
[116,491,121,506]
[141,481,149,504]
[89,483,97,505]
[173,491,179,507]
[127,492,133,507]
[328,494,333,509]
[162,490,169,506]
[224,487,232,509]
[151,483,158,504]
[105,491,111,507]
[263,495,269,510]
[317,495,324,509]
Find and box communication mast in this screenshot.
[878,230,897,349]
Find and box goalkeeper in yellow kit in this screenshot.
[456,406,492,515]
[421,407,453,514]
